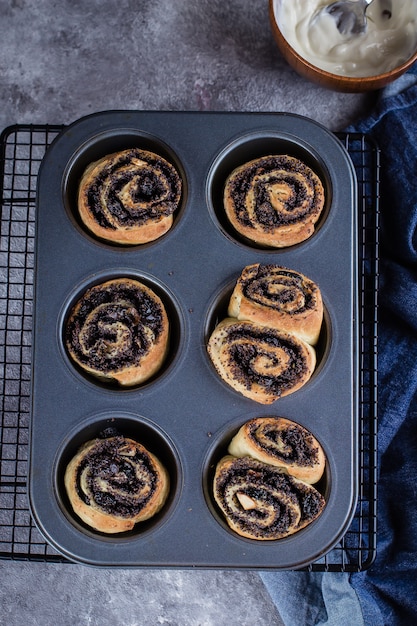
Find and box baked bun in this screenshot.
[228,417,325,484]
[64,435,170,533]
[228,263,323,345]
[213,455,325,540]
[224,155,324,247]
[65,277,169,386]
[78,148,182,244]
[207,318,316,404]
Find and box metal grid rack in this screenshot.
[0,125,378,570]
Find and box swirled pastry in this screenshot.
[207,318,316,404]
[228,263,323,345]
[213,455,325,540]
[224,155,324,247]
[64,435,169,533]
[65,278,169,386]
[78,148,182,244]
[228,417,325,484]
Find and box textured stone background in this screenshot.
[0,563,281,625]
[0,1,376,625]
[0,0,375,131]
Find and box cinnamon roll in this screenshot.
[224,155,325,247]
[207,318,316,404]
[213,455,325,540]
[64,435,169,533]
[228,417,325,484]
[78,148,182,244]
[228,264,323,345]
[65,278,169,386]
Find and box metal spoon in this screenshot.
[321,0,373,35]
[324,0,374,35]
[325,0,393,35]
[314,1,393,36]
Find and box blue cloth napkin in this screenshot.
[260,71,417,626]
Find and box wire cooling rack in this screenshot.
[0,125,378,570]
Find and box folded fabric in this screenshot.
[348,73,417,626]
[260,73,417,626]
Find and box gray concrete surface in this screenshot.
[0,1,377,625]
[0,0,375,132]
[0,563,280,626]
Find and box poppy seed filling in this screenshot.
[66,281,165,373]
[229,156,320,230]
[250,423,319,467]
[242,265,314,313]
[226,327,307,393]
[85,149,181,229]
[75,437,157,517]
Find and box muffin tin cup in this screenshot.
[63,129,188,248]
[202,414,331,541]
[54,412,182,546]
[30,110,358,568]
[207,130,332,249]
[58,269,186,391]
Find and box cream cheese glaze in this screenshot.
[273,0,417,77]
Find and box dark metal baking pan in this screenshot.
[29,111,358,568]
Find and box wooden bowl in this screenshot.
[269,0,417,93]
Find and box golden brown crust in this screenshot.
[213,455,325,540]
[65,278,169,387]
[78,148,182,245]
[224,155,324,247]
[228,417,325,484]
[228,263,323,345]
[207,318,316,404]
[64,436,170,533]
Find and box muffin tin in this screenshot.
[29,110,358,568]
